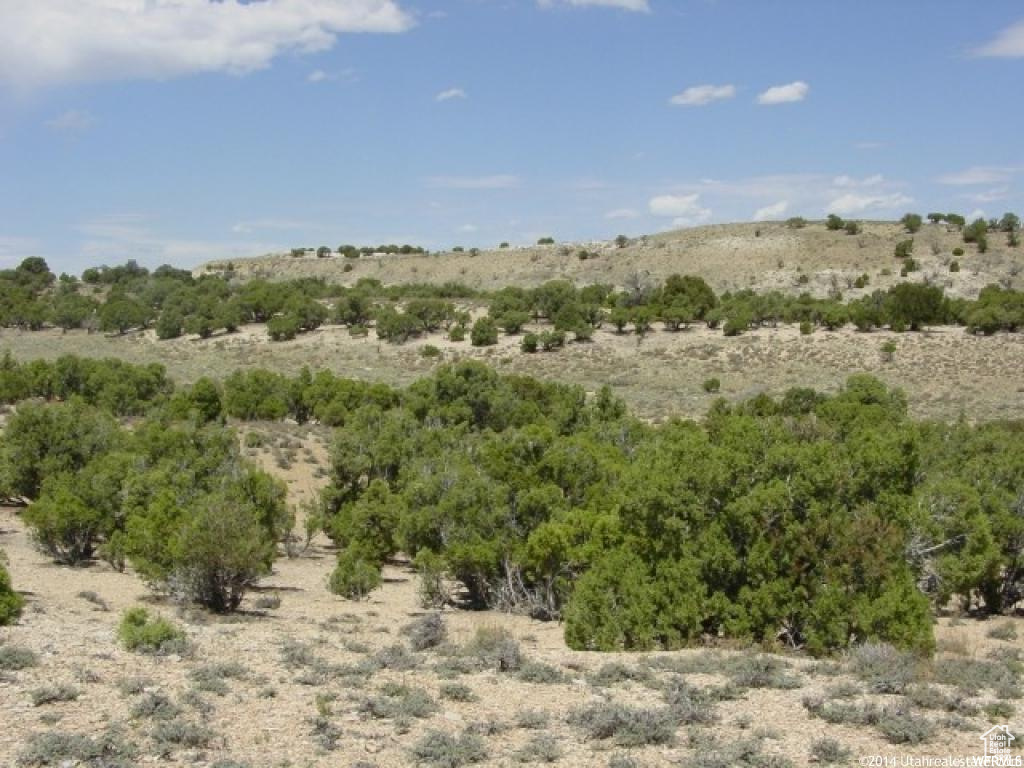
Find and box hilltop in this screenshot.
[199,219,1023,299]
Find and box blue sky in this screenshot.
[1,0,1023,273]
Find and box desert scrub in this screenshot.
[188,661,248,694]
[440,682,476,702]
[404,612,446,651]
[463,626,521,672]
[18,727,137,767]
[809,737,852,765]
[31,684,81,706]
[987,622,1018,641]
[588,661,654,688]
[359,683,439,721]
[131,692,181,721]
[514,709,550,729]
[76,590,109,611]
[151,718,216,754]
[568,702,676,746]
[410,729,488,768]
[847,642,920,693]
[726,654,802,690]
[117,607,187,654]
[515,733,562,764]
[517,660,566,684]
[0,644,38,670]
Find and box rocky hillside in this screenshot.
[199,220,1023,299]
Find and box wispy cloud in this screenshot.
[425,174,520,190]
[937,166,1016,186]
[752,201,789,221]
[757,81,809,105]
[436,87,467,102]
[0,0,414,89]
[605,208,640,220]
[537,0,650,11]
[649,194,712,227]
[974,19,1024,57]
[827,193,913,216]
[44,109,96,133]
[669,84,735,107]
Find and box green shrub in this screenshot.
[267,314,301,341]
[448,324,466,342]
[18,728,138,767]
[117,607,186,654]
[799,320,813,335]
[844,220,862,235]
[702,378,721,393]
[515,734,562,764]
[786,217,807,229]
[949,260,960,272]
[826,214,844,231]
[470,317,499,347]
[952,247,964,256]
[328,546,382,600]
[0,553,25,625]
[520,333,539,353]
[463,626,521,671]
[421,345,442,359]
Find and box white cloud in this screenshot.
[0,0,413,89]
[757,81,809,105]
[537,0,650,11]
[426,175,520,190]
[44,109,96,133]
[604,208,640,220]
[974,19,1024,57]
[968,209,987,222]
[753,201,789,221]
[833,174,884,188]
[307,69,328,83]
[827,193,913,216]
[436,87,467,102]
[669,84,735,107]
[937,166,1016,186]
[649,194,712,227]
[962,187,1011,204]
[457,224,478,233]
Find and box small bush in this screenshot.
[189,661,247,694]
[809,737,851,765]
[987,622,1018,641]
[663,679,719,725]
[848,643,920,694]
[360,684,439,720]
[568,702,676,746]
[952,247,964,256]
[799,320,813,335]
[374,643,420,671]
[464,626,521,672]
[18,727,137,767]
[131,692,181,721]
[253,592,281,610]
[702,378,721,394]
[933,657,1018,692]
[31,684,81,706]
[589,662,654,688]
[440,683,476,702]
[421,345,442,359]
[877,704,935,745]
[521,333,539,353]
[517,661,566,684]
[514,709,549,729]
[0,644,38,670]
[727,655,802,690]
[949,260,960,272]
[410,729,488,767]
[448,324,466,342]
[470,317,499,347]
[117,607,186,655]
[405,612,446,651]
[151,718,215,753]
[329,546,382,600]
[0,555,24,626]
[515,733,562,764]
